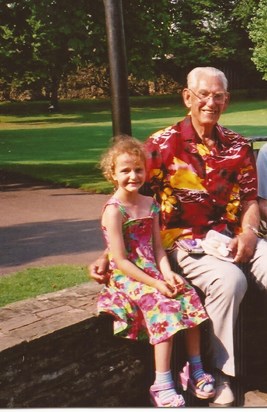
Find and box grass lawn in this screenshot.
[1,94,267,193]
[0,265,89,307]
[0,94,267,306]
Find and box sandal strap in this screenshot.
[166,394,185,407]
[150,381,175,392]
[195,373,215,390]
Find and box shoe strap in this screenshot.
[150,381,175,392]
[195,373,215,391]
[165,394,185,407]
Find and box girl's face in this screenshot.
[112,152,146,193]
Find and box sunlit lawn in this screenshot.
[0,95,266,193]
[0,265,89,307]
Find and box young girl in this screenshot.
[97,135,215,407]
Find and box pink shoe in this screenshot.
[149,381,185,407]
[178,362,215,400]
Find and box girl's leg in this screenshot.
[154,336,173,372]
[151,337,185,406]
[184,326,214,395]
[185,325,200,357]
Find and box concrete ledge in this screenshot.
[0,282,153,407]
[1,281,267,407]
[0,282,102,351]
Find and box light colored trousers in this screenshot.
[169,238,267,377]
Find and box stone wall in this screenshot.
[0,281,267,408]
[0,283,153,408]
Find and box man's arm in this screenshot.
[259,198,267,223]
[257,143,267,223]
[88,249,110,284]
[231,200,260,263]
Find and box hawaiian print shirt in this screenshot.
[144,116,258,250]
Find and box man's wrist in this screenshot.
[243,224,262,238]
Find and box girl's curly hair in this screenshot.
[100,134,146,184]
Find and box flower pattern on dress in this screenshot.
[97,196,208,345]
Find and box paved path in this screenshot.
[0,172,109,275]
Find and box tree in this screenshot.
[248,0,267,80]
[0,0,107,106]
[0,0,265,102]
[122,0,263,88]
[0,1,34,99]
[147,0,261,86]
[26,0,108,108]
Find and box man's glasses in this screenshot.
[188,88,227,104]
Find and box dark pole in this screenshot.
[103,0,132,136]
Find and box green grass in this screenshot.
[0,94,267,306]
[1,95,266,192]
[0,265,90,307]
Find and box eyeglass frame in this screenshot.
[187,88,229,104]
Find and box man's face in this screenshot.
[183,74,229,129]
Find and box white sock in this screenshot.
[155,370,177,404]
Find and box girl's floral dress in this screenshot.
[97,196,208,345]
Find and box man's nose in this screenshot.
[206,95,214,102]
[204,96,217,107]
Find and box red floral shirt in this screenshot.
[144,116,258,249]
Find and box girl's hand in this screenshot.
[155,279,178,298]
[164,270,186,292]
[155,273,186,298]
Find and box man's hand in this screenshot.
[88,252,110,284]
[230,231,258,263]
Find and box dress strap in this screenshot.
[103,197,129,219]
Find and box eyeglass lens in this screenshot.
[189,89,226,103]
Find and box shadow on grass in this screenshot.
[3,101,267,127]
[0,163,112,193]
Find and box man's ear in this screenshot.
[222,92,230,112]
[182,88,192,108]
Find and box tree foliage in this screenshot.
[122,0,261,85]
[0,0,266,103]
[0,0,107,104]
[0,1,33,97]
[123,0,241,79]
[248,0,267,80]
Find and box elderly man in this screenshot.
[90,67,267,407]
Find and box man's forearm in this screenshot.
[259,198,267,224]
[241,200,260,232]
